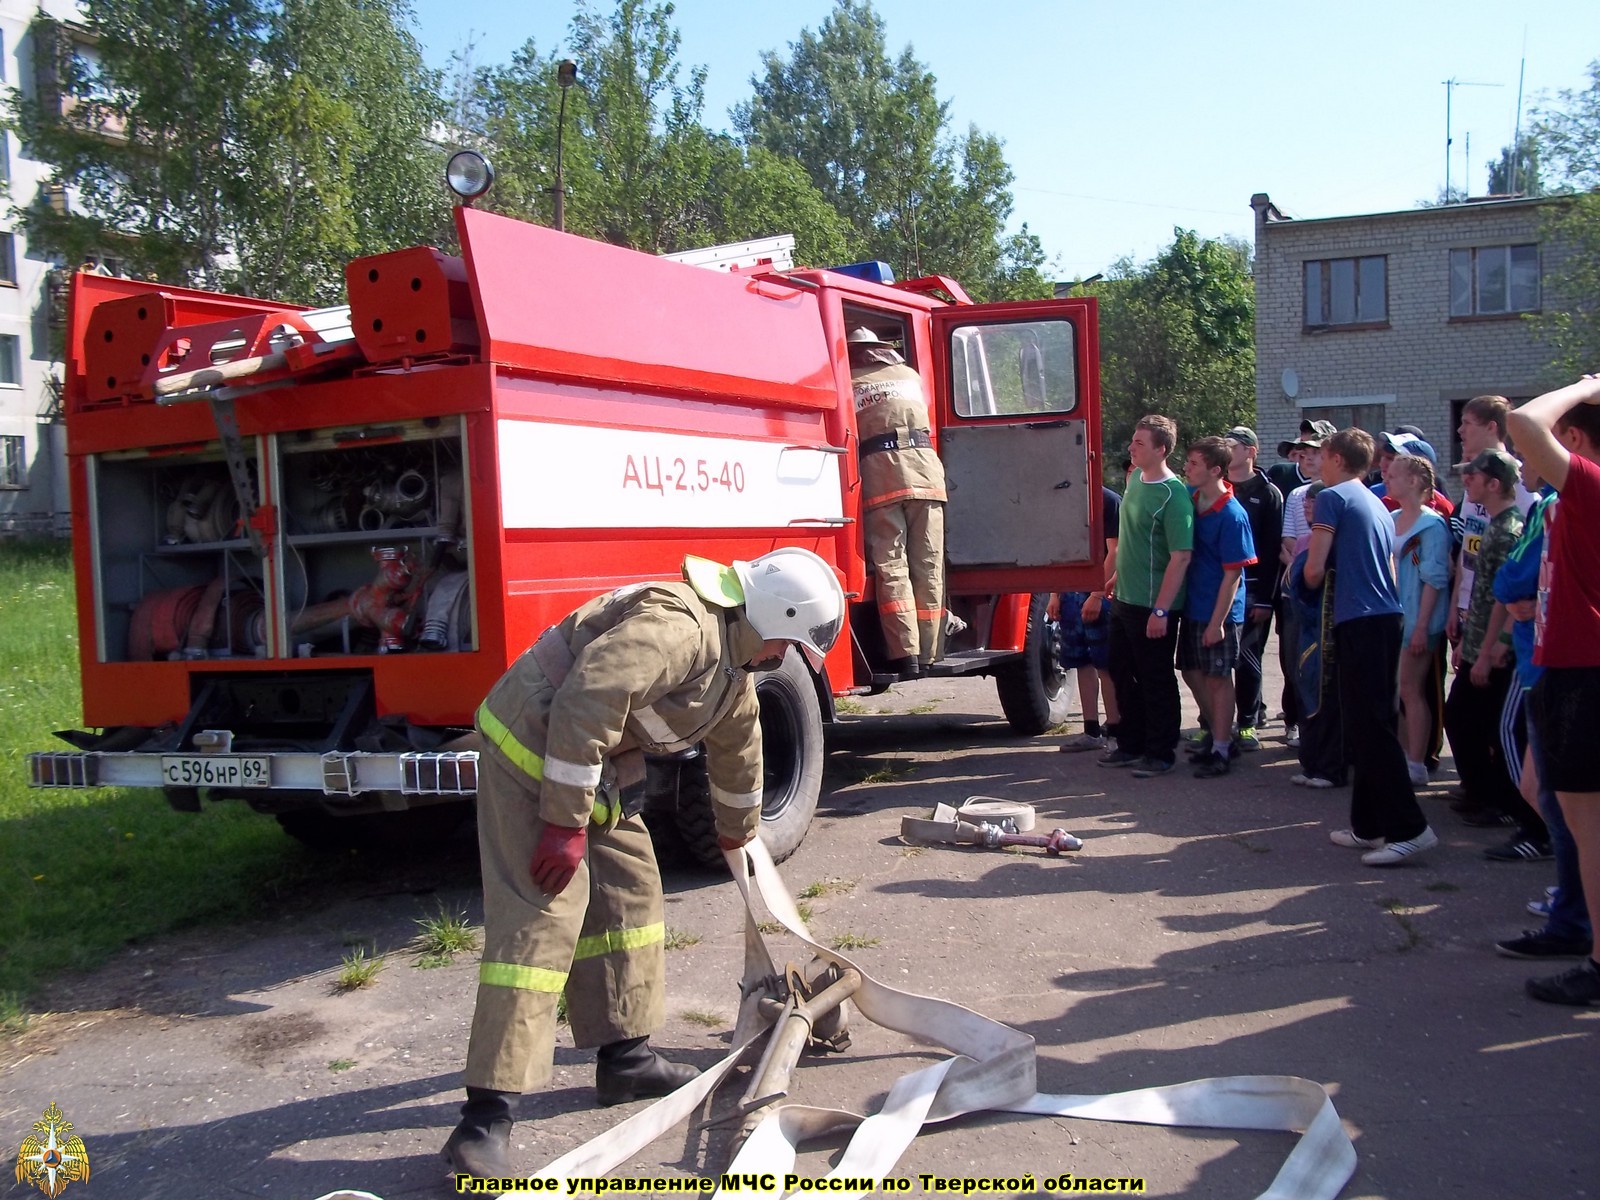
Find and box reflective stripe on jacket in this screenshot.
[477,581,765,840]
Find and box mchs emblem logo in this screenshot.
[15,1102,90,1197]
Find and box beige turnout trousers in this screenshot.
[465,750,666,1093]
[866,498,946,663]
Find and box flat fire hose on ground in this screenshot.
[900,799,1087,854]
[449,839,1358,1200]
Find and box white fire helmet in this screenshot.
[733,547,846,672]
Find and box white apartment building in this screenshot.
[1,0,85,536]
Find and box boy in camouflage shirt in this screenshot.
[1445,449,1537,839]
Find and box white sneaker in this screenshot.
[1058,732,1106,753]
[1285,725,1300,748]
[1292,774,1336,789]
[1361,826,1439,866]
[1407,761,1429,787]
[1330,828,1385,849]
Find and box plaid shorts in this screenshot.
[1057,591,1110,670]
[1176,617,1241,676]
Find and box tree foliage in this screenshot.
[735,0,1046,299]
[1487,134,1544,197]
[7,0,449,303]
[1528,60,1600,378]
[456,0,854,266]
[10,0,1040,305]
[1090,229,1255,478]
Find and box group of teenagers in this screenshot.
[1052,377,1600,1008]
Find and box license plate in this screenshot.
[160,755,271,788]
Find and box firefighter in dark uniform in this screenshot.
[442,548,847,1181]
[848,327,947,679]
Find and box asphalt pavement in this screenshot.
[3,654,1595,1199]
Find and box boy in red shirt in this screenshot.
[1507,374,1600,1006]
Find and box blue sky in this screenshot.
[407,0,1600,279]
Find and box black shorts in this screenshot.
[1176,617,1240,676]
[1530,666,1600,792]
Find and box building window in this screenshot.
[1450,245,1539,316]
[1304,256,1387,328]
[0,334,20,385]
[0,233,16,286]
[0,435,25,488]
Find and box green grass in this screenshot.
[905,703,938,715]
[679,1009,723,1028]
[0,541,324,1008]
[328,1058,356,1072]
[1377,897,1424,951]
[413,905,478,965]
[333,948,384,992]
[834,698,868,715]
[857,760,916,784]
[798,878,855,899]
[664,926,701,950]
[0,991,31,1038]
[830,932,880,950]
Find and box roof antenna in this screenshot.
[1511,30,1528,194]
[1443,77,1502,200]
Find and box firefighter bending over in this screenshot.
[848,327,947,680]
[443,548,846,1182]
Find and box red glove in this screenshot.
[530,824,586,896]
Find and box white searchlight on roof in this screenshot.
[446,151,495,204]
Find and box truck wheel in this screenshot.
[275,800,471,851]
[995,593,1072,736]
[676,647,824,868]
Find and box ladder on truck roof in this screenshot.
[661,234,795,273]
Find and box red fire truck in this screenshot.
[28,156,1105,864]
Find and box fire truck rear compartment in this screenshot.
[91,417,473,663]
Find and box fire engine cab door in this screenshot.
[930,299,1102,595]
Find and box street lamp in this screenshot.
[553,59,578,231]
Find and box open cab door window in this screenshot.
[931,299,1103,594]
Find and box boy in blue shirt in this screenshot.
[1179,437,1257,778]
[1301,428,1436,867]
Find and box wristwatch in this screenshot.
[1152,608,1169,619]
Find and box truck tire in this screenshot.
[995,593,1072,736]
[676,647,824,868]
[274,799,471,851]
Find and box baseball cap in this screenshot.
[1276,419,1336,458]
[1392,424,1426,439]
[1224,426,1258,448]
[1378,431,1437,465]
[1460,448,1519,489]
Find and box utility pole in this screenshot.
[1443,77,1502,201]
[552,60,578,231]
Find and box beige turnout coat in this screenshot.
[464,579,765,1091]
[852,358,948,662]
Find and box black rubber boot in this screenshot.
[890,656,921,681]
[441,1087,515,1181]
[595,1036,699,1107]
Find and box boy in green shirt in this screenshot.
[1100,414,1195,777]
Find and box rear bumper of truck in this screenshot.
[28,748,478,800]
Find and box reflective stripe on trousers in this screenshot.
[479,921,665,992]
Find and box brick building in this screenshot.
[1250,191,1568,498]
